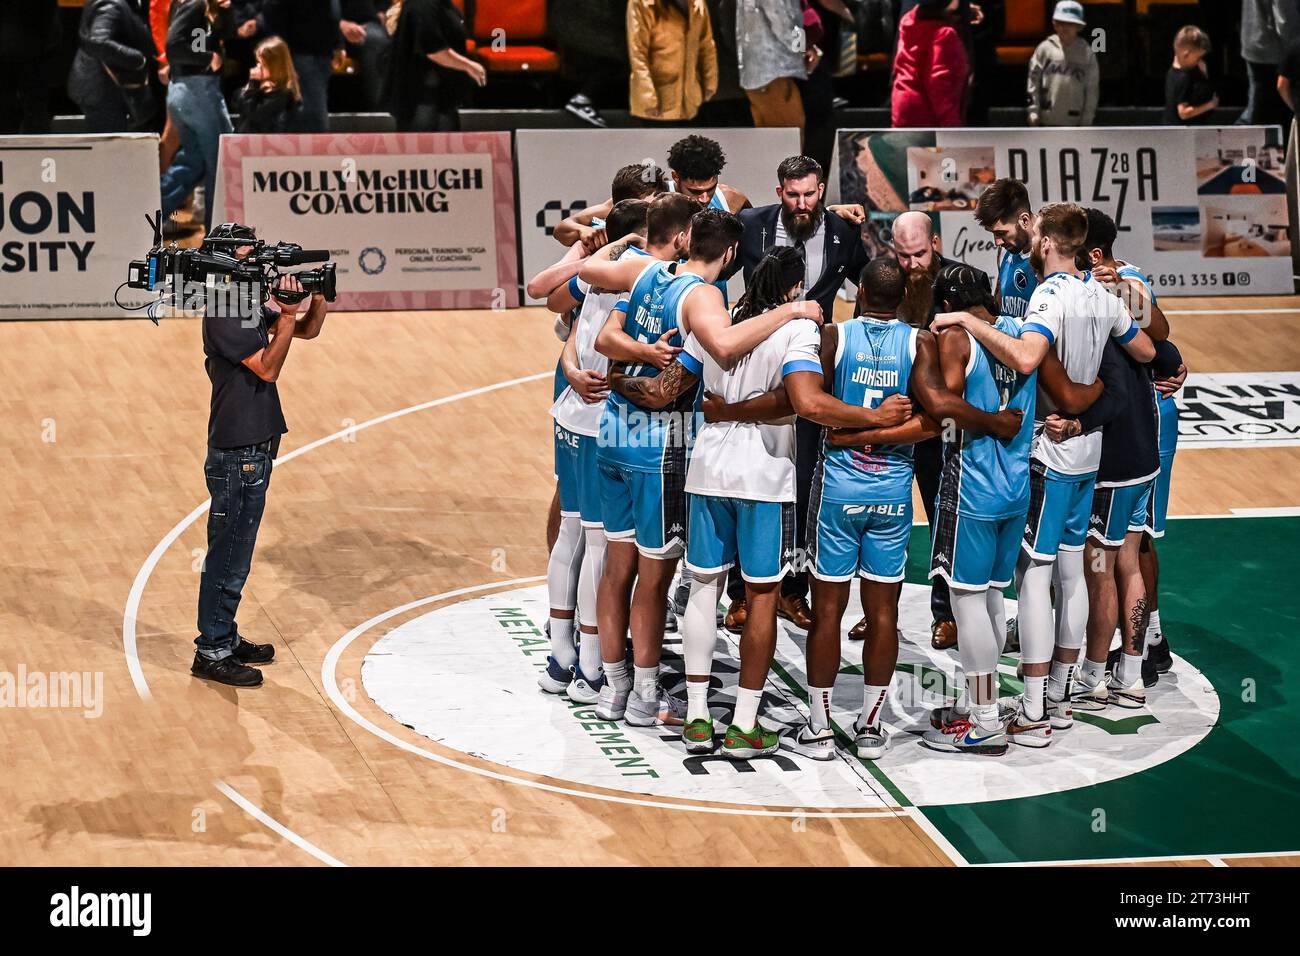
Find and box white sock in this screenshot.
[971,701,1000,730]
[633,664,659,700]
[1080,657,1106,686]
[686,681,710,722]
[549,616,576,668]
[1047,659,1075,701]
[605,659,631,692]
[1146,610,1163,642]
[577,630,602,680]
[1022,674,1047,721]
[808,684,834,732]
[733,687,762,730]
[860,684,889,731]
[1116,651,1143,687]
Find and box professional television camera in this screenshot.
[125,214,337,320]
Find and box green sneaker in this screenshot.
[682,717,716,754]
[722,722,781,760]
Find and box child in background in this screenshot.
[1164,25,1217,125]
[1026,1,1099,127]
[232,36,301,133]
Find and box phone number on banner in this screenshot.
[1147,271,1255,292]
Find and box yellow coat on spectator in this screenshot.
[627,0,719,121]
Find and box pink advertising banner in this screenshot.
[216,132,518,311]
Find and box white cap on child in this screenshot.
[1052,1,1086,25]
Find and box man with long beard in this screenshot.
[721,155,871,634]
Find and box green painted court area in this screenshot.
[905,516,1300,864]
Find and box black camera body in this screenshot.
[127,214,337,318]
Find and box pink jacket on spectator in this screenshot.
[890,7,969,128]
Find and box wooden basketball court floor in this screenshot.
[2,293,1300,868]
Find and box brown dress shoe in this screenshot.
[723,599,747,635]
[848,616,869,641]
[931,619,958,650]
[777,593,814,630]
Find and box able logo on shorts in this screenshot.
[358,583,1219,811]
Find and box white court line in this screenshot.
[1163,308,1300,316]
[323,579,897,820]
[975,848,1300,867]
[215,780,346,867]
[902,807,969,867]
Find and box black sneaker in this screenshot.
[1141,654,1160,689]
[192,653,263,687]
[1148,637,1173,674]
[233,637,275,664]
[565,94,608,128]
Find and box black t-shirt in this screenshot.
[385,0,469,120]
[1080,340,1159,484]
[1164,66,1214,125]
[203,304,288,448]
[1281,37,1300,128]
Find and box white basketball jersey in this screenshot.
[550,247,653,437]
[1021,271,1138,475]
[681,318,822,502]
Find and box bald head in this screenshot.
[891,211,941,275]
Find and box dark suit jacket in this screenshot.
[737,204,871,320]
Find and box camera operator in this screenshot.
[192,230,327,687]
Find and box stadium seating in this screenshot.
[464,0,560,75]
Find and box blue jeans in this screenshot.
[292,54,332,132]
[160,74,232,229]
[195,443,274,660]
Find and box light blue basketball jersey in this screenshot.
[944,315,1037,518]
[1118,263,1178,457]
[998,248,1037,319]
[598,263,703,473]
[707,189,728,211]
[820,318,917,504]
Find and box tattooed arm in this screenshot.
[606,359,700,411]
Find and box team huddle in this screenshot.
[530,136,1185,763]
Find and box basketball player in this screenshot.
[1087,223,1185,686]
[788,258,1022,760]
[556,137,749,252]
[974,177,1039,321]
[915,264,1039,755]
[579,207,820,725]
[553,161,672,252]
[1051,209,1182,706]
[536,199,654,702]
[932,203,1155,746]
[526,164,670,558]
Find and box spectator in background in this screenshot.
[68,0,158,133]
[891,0,968,129]
[0,0,60,134]
[697,0,749,126]
[340,1,392,111]
[736,0,805,135]
[233,35,302,131]
[1238,0,1299,127]
[1279,34,1300,134]
[554,0,630,128]
[626,0,718,123]
[1164,25,1216,126]
[159,0,233,231]
[383,0,484,131]
[1026,1,1098,127]
[254,0,342,132]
